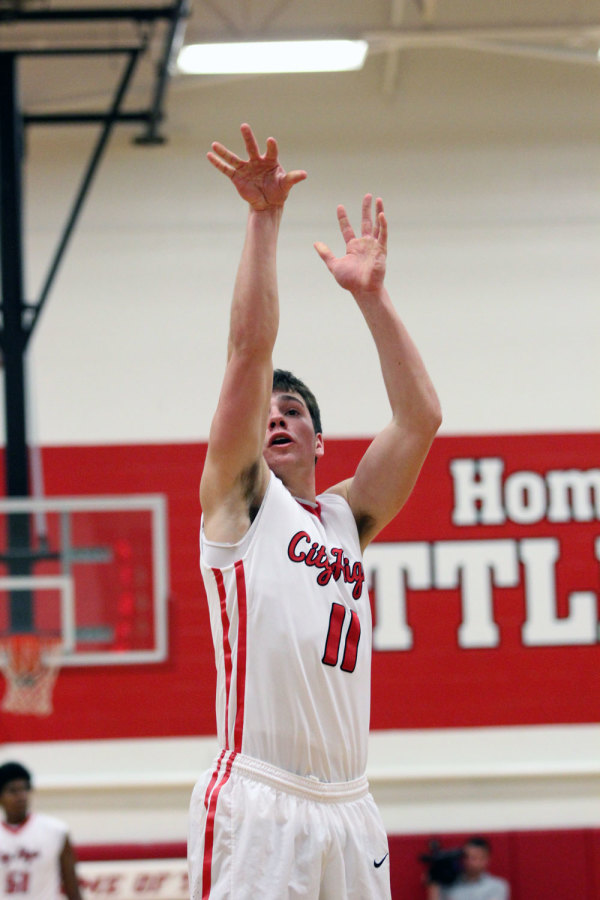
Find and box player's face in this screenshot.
[263,391,324,474]
[0,779,30,825]
[462,845,489,878]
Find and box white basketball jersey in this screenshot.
[0,813,67,899]
[200,471,372,782]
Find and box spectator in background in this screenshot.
[427,836,510,900]
[0,761,82,900]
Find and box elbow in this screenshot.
[421,393,442,442]
[430,399,443,436]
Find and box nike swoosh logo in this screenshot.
[374,853,389,868]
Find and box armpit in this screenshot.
[240,459,264,509]
[355,511,376,542]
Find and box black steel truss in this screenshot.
[0,2,189,630]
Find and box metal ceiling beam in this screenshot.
[0,4,178,23]
[23,46,143,343]
[364,23,600,47]
[172,21,600,44]
[137,0,190,145]
[364,23,600,66]
[383,0,407,96]
[0,2,188,633]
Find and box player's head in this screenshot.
[462,836,491,878]
[0,761,32,824]
[272,369,322,436]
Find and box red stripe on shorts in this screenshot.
[212,567,233,750]
[233,560,247,753]
[202,750,236,899]
[203,749,226,811]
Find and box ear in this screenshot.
[315,433,325,460]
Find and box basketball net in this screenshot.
[0,634,63,717]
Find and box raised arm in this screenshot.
[200,124,307,543]
[315,195,441,550]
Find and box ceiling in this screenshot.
[1,0,599,116]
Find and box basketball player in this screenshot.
[0,761,82,900]
[189,123,441,898]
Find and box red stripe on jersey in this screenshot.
[202,751,236,899]
[295,498,322,520]
[322,602,346,666]
[203,749,226,811]
[341,609,361,673]
[212,568,233,750]
[1,815,30,833]
[233,560,247,753]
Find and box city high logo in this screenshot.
[366,458,600,651]
[287,531,365,600]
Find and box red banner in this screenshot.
[363,432,600,729]
[1,433,598,742]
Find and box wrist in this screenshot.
[247,204,283,227]
[248,204,284,223]
[351,285,386,305]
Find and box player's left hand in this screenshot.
[314,194,387,295]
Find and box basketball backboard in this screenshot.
[0,494,169,666]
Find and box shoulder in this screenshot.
[316,491,364,560]
[319,490,357,530]
[201,471,290,568]
[32,813,68,837]
[322,479,377,549]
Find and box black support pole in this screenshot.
[0,8,181,636]
[0,52,32,631]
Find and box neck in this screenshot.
[5,813,28,827]
[294,494,318,507]
[270,465,316,504]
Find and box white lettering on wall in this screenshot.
[366,539,600,651]
[504,471,547,524]
[520,538,598,645]
[434,540,519,648]
[546,469,600,522]
[450,458,506,525]
[367,543,430,650]
[451,458,600,525]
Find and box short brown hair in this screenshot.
[273,369,322,435]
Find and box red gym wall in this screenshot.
[2,436,599,897]
[388,828,600,899]
[0,432,599,743]
[76,828,600,899]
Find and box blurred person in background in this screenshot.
[0,761,82,900]
[426,836,510,900]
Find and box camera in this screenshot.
[419,839,464,886]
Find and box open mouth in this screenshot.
[269,435,292,447]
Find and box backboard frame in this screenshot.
[0,494,169,666]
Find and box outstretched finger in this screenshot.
[373,197,384,240]
[377,210,388,253]
[362,193,373,236]
[209,141,244,169]
[206,151,236,179]
[337,205,356,244]
[240,123,261,159]
[265,136,279,162]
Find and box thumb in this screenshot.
[313,241,335,269]
[285,169,308,189]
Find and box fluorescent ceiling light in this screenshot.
[177,40,368,74]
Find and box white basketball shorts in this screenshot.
[188,751,391,899]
